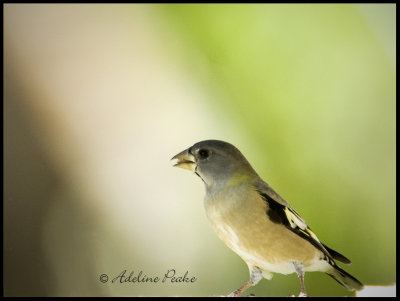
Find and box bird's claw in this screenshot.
[298,292,309,297]
[227,291,241,297]
[288,292,309,297]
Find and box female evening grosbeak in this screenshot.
[171,140,363,297]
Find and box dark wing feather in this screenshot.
[322,243,351,264]
[255,186,340,266]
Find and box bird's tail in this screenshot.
[326,265,363,291]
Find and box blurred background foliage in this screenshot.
[4,4,395,297]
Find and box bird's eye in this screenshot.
[198,149,209,159]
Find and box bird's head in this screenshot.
[171,140,259,190]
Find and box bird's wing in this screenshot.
[321,243,351,264]
[254,181,351,265]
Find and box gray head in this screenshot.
[172,140,259,190]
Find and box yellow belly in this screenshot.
[204,187,322,275]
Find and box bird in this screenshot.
[171,139,363,297]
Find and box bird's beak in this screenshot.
[171,148,196,172]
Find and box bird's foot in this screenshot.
[227,291,241,297]
[288,292,309,297]
[226,293,255,297]
[298,291,309,297]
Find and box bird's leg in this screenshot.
[293,262,308,297]
[228,266,262,297]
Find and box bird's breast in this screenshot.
[204,186,320,275]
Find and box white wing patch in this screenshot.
[305,228,321,242]
[284,207,307,230]
[284,207,321,243]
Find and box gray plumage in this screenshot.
[173,139,363,296]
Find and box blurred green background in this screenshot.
[4,3,395,297]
